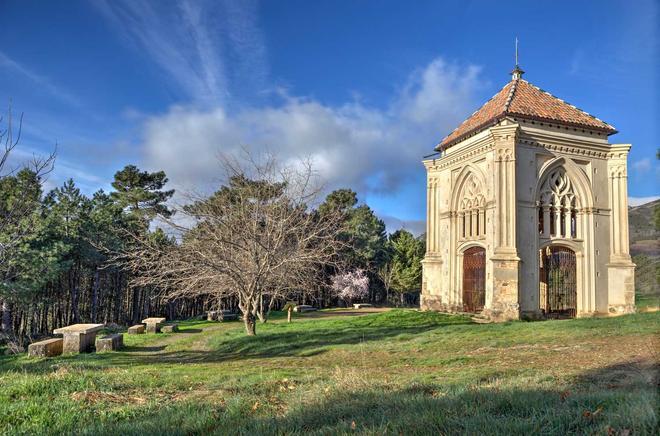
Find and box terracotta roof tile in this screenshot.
[437,78,617,150]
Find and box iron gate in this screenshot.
[463,246,486,312]
[540,246,577,318]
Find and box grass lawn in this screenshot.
[1,310,658,435]
[636,292,660,311]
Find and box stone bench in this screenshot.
[142,317,166,333]
[353,303,373,309]
[128,324,145,334]
[28,338,63,358]
[96,333,124,352]
[161,324,179,333]
[294,305,318,313]
[214,310,237,321]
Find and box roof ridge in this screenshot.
[502,78,520,112]
[518,80,617,131]
[436,81,513,147]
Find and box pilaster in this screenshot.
[487,123,520,321]
[606,145,635,314]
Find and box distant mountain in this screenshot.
[629,199,659,295]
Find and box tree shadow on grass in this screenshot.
[105,313,474,366]
[3,312,471,372]
[252,364,657,434]
[81,359,658,435]
[122,345,167,353]
[175,328,203,334]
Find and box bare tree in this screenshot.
[115,152,346,335]
[377,262,394,305]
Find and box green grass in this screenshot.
[636,292,660,310]
[1,310,658,435]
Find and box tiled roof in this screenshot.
[437,78,617,150]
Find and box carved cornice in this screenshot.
[424,141,494,171]
[518,137,610,159]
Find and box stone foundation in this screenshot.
[420,294,462,313]
[608,304,636,315]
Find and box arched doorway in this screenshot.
[462,246,485,312]
[539,246,577,318]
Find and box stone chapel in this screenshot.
[421,64,635,321]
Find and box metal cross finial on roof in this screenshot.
[511,37,524,80]
[515,37,519,66]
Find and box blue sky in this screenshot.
[1,0,658,233]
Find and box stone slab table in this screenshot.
[53,323,105,353]
[142,317,166,333]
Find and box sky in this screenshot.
[1,0,658,234]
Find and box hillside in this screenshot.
[1,310,658,434]
[629,199,659,295]
[629,199,659,251]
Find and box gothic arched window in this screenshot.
[538,168,577,239]
[459,174,486,240]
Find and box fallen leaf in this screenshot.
[560,390,570,402]
[252,401,260,411]
[351,420,356,430]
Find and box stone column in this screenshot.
[564,204,572,239]
[542,205,550,237]
[471,209,478,237]
[553,204,562,238]
[480,209,486,236]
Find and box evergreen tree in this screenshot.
[389,229,425,305]
[110,165,174,221]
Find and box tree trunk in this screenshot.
[1,300,12,334]
[70,270,81,323]
[90,268,100,323]
[244,312,256,335]
[287,307,292,323]
[257,295,266,323]
[131,287,140,324]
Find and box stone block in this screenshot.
[293,305,317,313]
[96,333,124,352]
[28,338,63,358]
[161,324,179,333]
[128,324,145,334]
[207,311,218,321]
[219,310,238,321]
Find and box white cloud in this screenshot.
[138,58,485,200]
[380,215,426,237]
[95,0,267,106]
[632,157,652,174]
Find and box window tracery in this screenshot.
[538,168,578,239]
[459,174,486,240]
